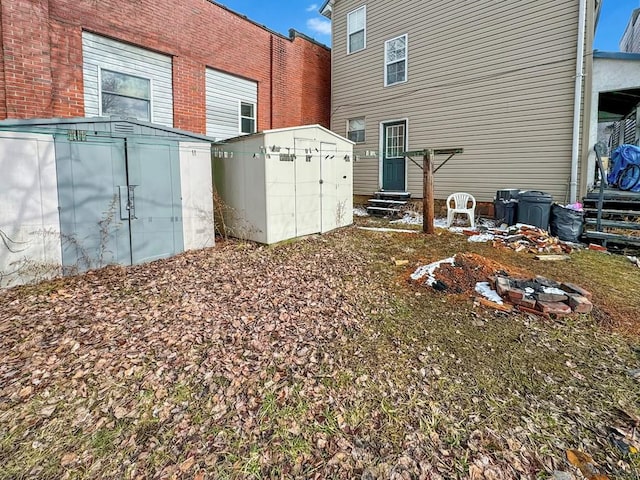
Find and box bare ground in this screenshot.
[1,223,639,479]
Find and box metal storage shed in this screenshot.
[0,117,215,287]
[213,125,354,244]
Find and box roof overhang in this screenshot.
[594,51,640,122]
[320,0,333,19]
[598,89,640,122]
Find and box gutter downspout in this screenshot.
[570,0,588,202]
[270,35,274,129]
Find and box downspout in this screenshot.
[270,36,274,129]
[570,0,588,202]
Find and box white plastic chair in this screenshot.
[446,193,476,228]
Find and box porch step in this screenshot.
[582,231,640,247]
[366,206,403,216]
[367,191,412,217]
[367,199,407,205]
[584,219,640,230]
[581,187,640,251]
[582,208,640,217]
[373,191,411,200]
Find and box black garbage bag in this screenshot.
[549,204,583,243]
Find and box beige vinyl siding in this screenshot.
[331,0,582,202]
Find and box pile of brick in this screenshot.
[491,274,592,316]
[489,225,574,254]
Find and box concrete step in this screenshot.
[374,191,411,200]
[367,198,407,205]
[366,206,403,217]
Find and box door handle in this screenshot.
[119,186,129,220]
[128,185,138,220]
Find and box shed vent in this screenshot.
[113,122,135,134]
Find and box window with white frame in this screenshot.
[240,102,256,134]
[384,34,407,86]
[100,69,151,121]
[347,117,365,143]
[347,6,366,54]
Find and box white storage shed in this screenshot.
[213,125,354,244]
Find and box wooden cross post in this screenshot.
[423,148,435,234]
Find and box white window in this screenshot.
[385,123,405,157]
[347,6,366,54]
[384,34,407,86]
[240,102,256,134]
[347,117,365,143]
[100,69,151,121]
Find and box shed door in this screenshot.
[126,139,184,264]
[55,135,183,271]
[293,138,321,236]
[320,142,338,233]
[55,136,131,271]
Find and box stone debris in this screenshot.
[490,273,593,315]
[411,253,593,316]
[489,225,576,254]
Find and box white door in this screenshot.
[336,145,353,227]
[320,142,338,233]
[294,138,322,236]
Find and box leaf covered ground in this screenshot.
[1,220,639,479]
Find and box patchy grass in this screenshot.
[1,219,639,479]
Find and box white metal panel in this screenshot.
[82,31,174,126]
[0,132,62,287]
[336,142,354,228]
[263,131,296,244]
[213,135,269,243]
[320,142,338,233]
[206,68,258,141]
[294,138,322,236]
[179,142,215,251]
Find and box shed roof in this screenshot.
[0,117,216,142]
[219,124,354,145]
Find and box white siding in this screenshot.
[206,68,258,141]
[82,31,174,127]
[179,142,215,251]
[0,133,62,287]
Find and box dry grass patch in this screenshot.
[0,222,639,479]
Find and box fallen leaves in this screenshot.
[566,449,610,480]
[0,230,638,479]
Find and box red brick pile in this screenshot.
[488,225,575,254]
[491,274,593,316]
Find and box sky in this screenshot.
[216,1,638,52]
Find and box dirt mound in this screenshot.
[429,253,530,295]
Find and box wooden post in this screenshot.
[423,149,434,234]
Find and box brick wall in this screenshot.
[0,0,331,133]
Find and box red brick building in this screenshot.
[0,0,331,138]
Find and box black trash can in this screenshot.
[517,191,553,229]
[496,189,521,201]
[549,204,584,242]
[494,199,518,225]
